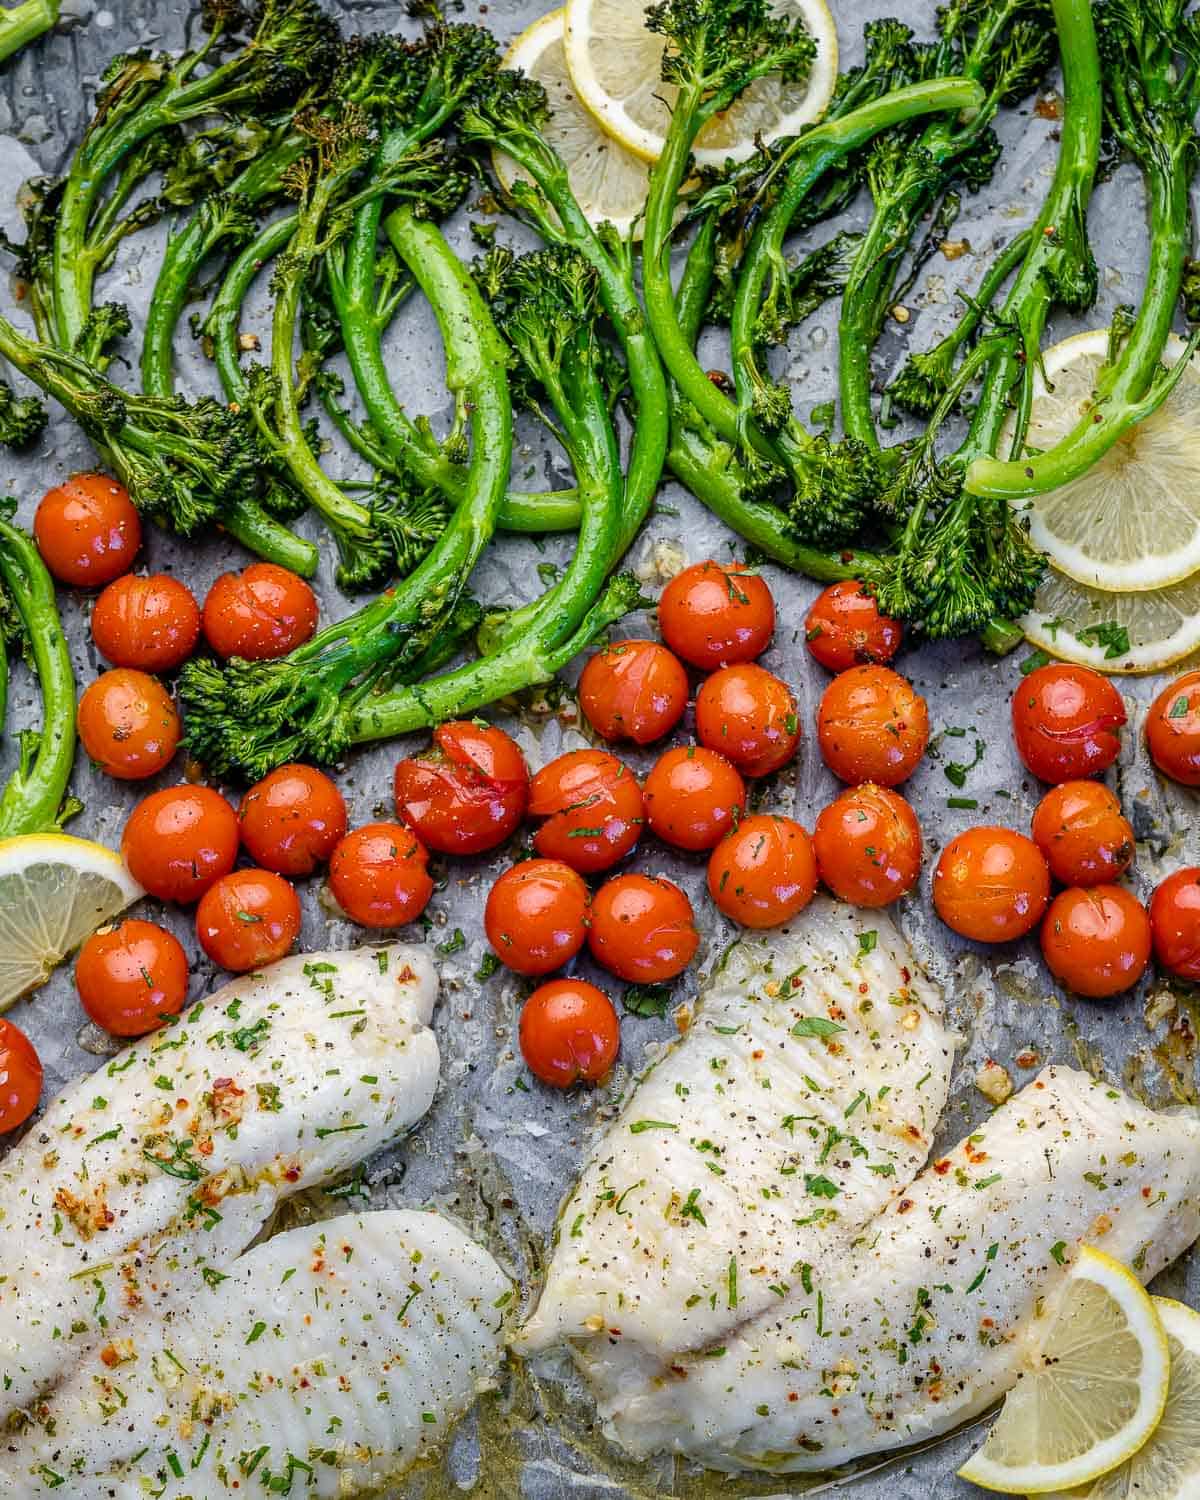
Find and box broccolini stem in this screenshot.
[0,0,58,67]
[208,213,298,408]
[218,499,318,578]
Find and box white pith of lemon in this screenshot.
[1020,569,1200,675]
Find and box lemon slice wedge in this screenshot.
[1020,568,1200,675]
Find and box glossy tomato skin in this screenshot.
[0,1019,42,1131]
[588,873,698,982]
[1040,885,1151,998]
[816,665,929,786]
[658,560,775,669]
[519,978,620,1088]
[804,581,902,673]
[1149,867,1200,980]
[196,869,301,971]
[707,814,817,928]
[529,750,643,873]
[484,859,589,976]
[327,823,433,929]
[933,826,1051,942]
[121,785,239,902]
[643,744,747,851]
[695,663,800,777]
[394,721,528,855]
[91,573,201,672]
[78,668,181,780]
[578,639,689,745]
[76,919,189,1036]
[1145,670,1200,786]
[239,764,347,876]
[202,563,318,661]
[1012,664,1127,783]
[1030,781,1134,887]
[34,473,141,587]
[813,784,922,908]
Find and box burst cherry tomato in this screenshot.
[816,665,929,786]
[238,764,347,876]
[484,859,589,976]
[643,744,747,851]
[1040,885,1151,998]
[578,639,689,745]
[813,784,922,908]
[588,873,698,982]
[78,668,181,780]
[34,473,140,587]
[1149,867,1200,981]
[327,823,433,929]
[91,573,201,672]
[529,749,643,873]
[1030,781,1134,887]
[804,581,902,673]
[933,826,1051,943]
[202,563,318,661]
[695,663,800,777]
[196,868,301,971]
[519,978,620,1088]
[393,721,528,855]
[76,919,189,1036]
[1146,670,1200,786]
[0,1019,42,1131]
[707,814,817,928]
[121,785,239,902]
[658,559,775,669]
[1011,664,1126,783]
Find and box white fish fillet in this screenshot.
[608,1066,1200,1472]
[0,1210,511,1498]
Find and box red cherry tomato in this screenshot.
[327,823,433,929]
[1149,867,1200,981]
[658,559,775,669]
[196,869,301,971]
[78,668,181,780]
[394,721,529,855]
[76,919,189,1036]
[933,827,1051,943]
[695,663,800,777]
[519,978,620,1088]
[91,573,201,672]
[1030,781,1134,887]
[643,744,747,851]
[816,665,929,786]
[588,873,698,982]
[484,859,589,976]
[1146,670,1200,786]
[0,1018,42,1131]
[813,784,922,908]
[707,814,817,928]
[578,639,689,745]
[804,581,902,673]
[34,473,140,587]
[529,749,643,873]
[238,764,348,876]
[202,563,318,661]
[1040,885,1151,998]
[1011,664,1126,783]
[121,785,239,903]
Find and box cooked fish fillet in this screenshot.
[0,1210,510,1498]
[608,1066,1200,1472]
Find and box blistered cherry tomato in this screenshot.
[519,978,620,1088]
[76,919,189,1036]
[238,764,347,876]
[1040,885,1151,998]
[0,1019,42,1131]
[643,744,747,851]
[484,859,589,976]
[816,665,929,786]
[933,827,1051,943]
[529,750,643,873]
[707,814,817,928]
[91,573,201,672]
[578,639,689,745]
[1012,664,1126,784]
[1149,867,1200,981]
[813,784,922,908]
[1146,670,1200,786]
[34,473,140,587]
[658,560,775,669]
[327,823,433,929]
[804,581,902,673]
[588,873,698,982]
[1030,781,1134,887]
[202,563,318,661]
[196,868,301,970]
[393,721,528,855]
[78,668,180,780]
[695,663,800,777]
[121,785,239,902]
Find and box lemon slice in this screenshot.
[562,0,837,166]
[1020,568,1200,675]
[0,834,143,1010]
[958,1247,1170,1495]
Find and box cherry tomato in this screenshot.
[202,563,318,661]
[1040,885,1151,998]
[34,473,140,587]
[933,826,1051,943]
[1149,867,1200,981]
[695,663,801,777]
[707,814,817,928]
[327,823,433,929]
[0,1019,42,1131]
[813,784,922,908]
[196,868,301,971]
[394,721,528,855]
[484,859,589,976]
[816,665,929,786]
[529,750,643,873]
[588,873,698,982]
[578,639,689,745]
[643,744,747,851]
[91,573,201,672]
[1146,670,1200,786]
[238,764,347,876]
[658,559,775,669]
[78,668,181,780]
[1012,664,1127,784]
[1030,781,1134,887]
[76,919,189,1036]
[121,785,239,902]
[519,978,620,1088]
[804,581,902,673]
